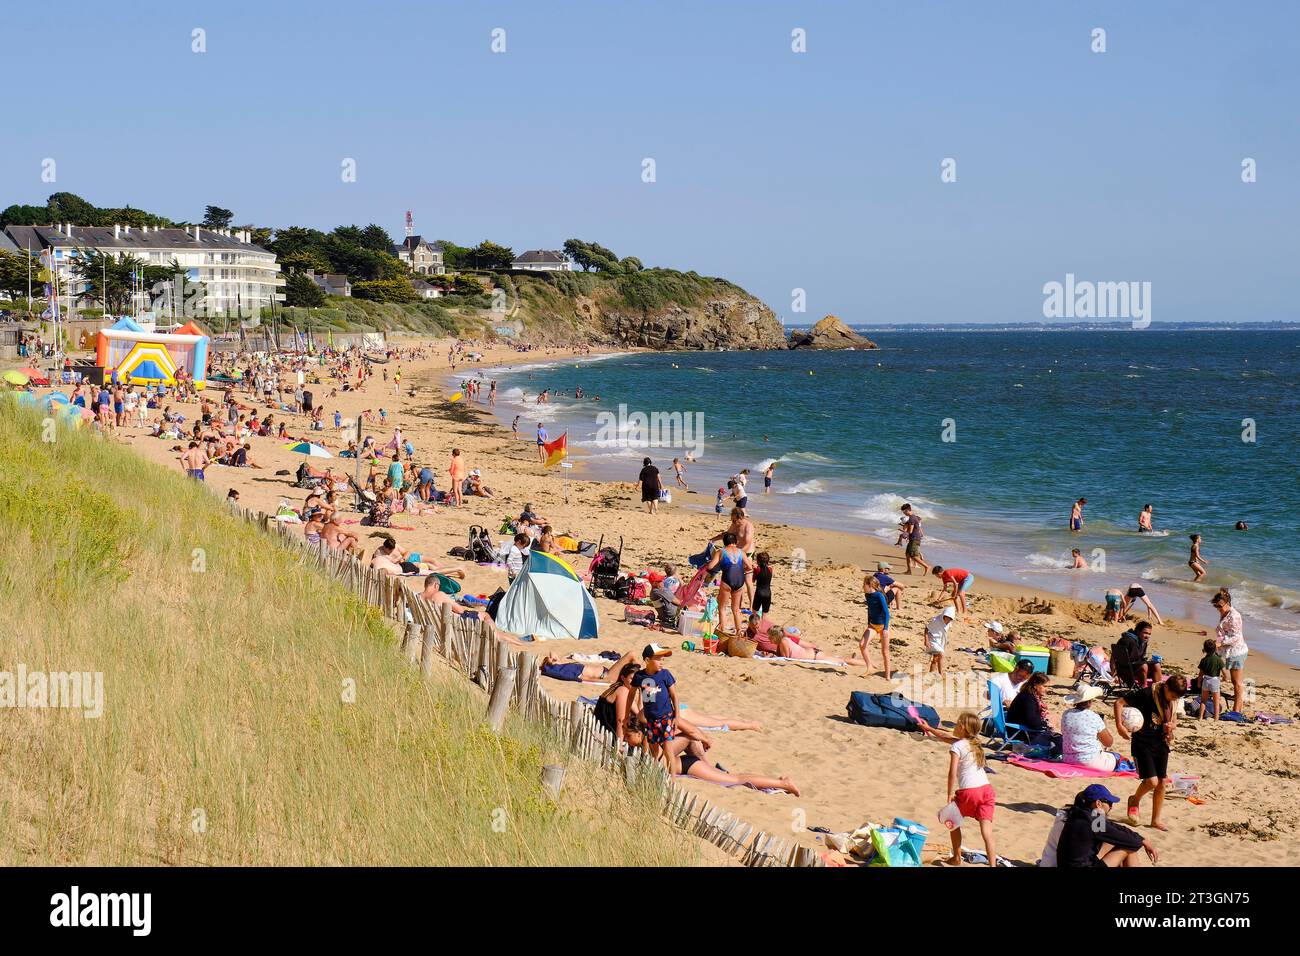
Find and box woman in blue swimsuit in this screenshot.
[704,531,754,638]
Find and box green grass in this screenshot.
[0,403,699,865]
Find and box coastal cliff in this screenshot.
[510,270,787,350]
[787,315,877,350]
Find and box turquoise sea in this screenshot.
[468,330,1300,663]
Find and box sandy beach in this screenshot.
[97,338,1300,866]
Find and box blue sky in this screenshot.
[5,0,1297,324]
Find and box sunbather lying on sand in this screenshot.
[745,618,864,666]
[672,741,800,796]
[540,651,638,683]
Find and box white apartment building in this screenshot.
[3,223,285,318]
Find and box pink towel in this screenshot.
[1008,755,1137,779]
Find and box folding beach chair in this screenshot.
[981,679,1040,754]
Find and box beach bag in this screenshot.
[484,587,506,621]
[866,826,922,868]
[623,605,657,627]
[846,692,938,731]
[893,818,929,858]
[723,636,757,659]
[577,540,598,558]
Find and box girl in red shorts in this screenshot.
[920,712,997,866]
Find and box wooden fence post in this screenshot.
[486,666,517,732]
[541,764,566,800]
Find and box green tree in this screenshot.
[351,278,419,303]
[563,239,594,271]
[279,248,332,275]
[285,271,327,307]
[620,256,644,272]
[46,191,98,224]
[466,240,514,271]
[437,240,470,271]
[358,223,394,253]
[72,250,144,312]
[0,250,40,302]
[203,206,235,229]
[0,204,50,228]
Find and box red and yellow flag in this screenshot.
[543,432,567,467]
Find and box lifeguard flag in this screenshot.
[543,432,567,467]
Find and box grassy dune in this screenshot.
[0,402,697,865]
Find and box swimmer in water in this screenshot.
[1071,548,1087,570]
[1138,504,1154,533]
[764,461,776,495]
[1234,520,1248,531]
[1070,497,1086,533]
[1188,534,1206,582]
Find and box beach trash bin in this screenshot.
[1015,645,1051,674]
[893,818,929,857]
[1049,647,1072,677]
[988,650,1017,673]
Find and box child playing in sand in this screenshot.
[1197,638,1223,719]
[918,712,997,867]
[924,606,955,674]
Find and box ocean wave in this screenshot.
[1025,552,1072,570]
[780,480,825,495]
[855,492,940,523]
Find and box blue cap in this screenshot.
[1081,783,1121,805]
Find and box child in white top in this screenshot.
[924,606,955,674]
[918,712,997,867]
[505,533,530,583]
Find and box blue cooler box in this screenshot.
[1015,645,1051,674]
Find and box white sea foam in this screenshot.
[855,492,939,522]
[780,480,825,495]
[1026,552,1073,570]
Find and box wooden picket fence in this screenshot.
[236,505,819,867]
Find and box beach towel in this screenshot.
[752,655,847,670]
[1008,755,1138,779]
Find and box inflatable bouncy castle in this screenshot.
[95,318,210,388]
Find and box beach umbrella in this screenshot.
[285,441,332,458]
[495,550,599,641]
[46,391,69,404]
[18,367,49,386]
[3,371,30,387]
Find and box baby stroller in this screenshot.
[587,535,624,597]
[467,525,499,563]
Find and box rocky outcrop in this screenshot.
[787,315,877,350]
[574,291,787,351]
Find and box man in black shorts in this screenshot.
[1115,675,1188,832]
